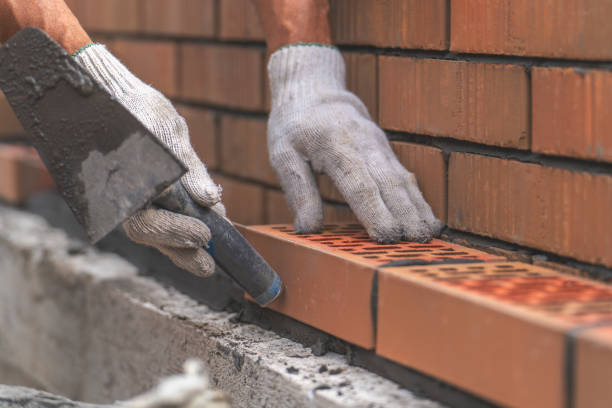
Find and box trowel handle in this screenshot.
[154,183,282,306]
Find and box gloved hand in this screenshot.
[267,44,443,243]
[74,44,222,277]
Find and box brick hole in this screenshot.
[467,266,485,270]
[363,255,380,259]
[354,251,387,255]
[487,274,530,279]
[394,249,433,253]
[439,267,458,272]
[308,237,343,242]
[363,246,401,250]
[386,254,420,258]
[411,245,445,249]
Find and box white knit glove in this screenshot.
[75,44,223,277]
[268,44,443,243]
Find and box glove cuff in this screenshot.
[74,44,143,96]
[267,44,346,108]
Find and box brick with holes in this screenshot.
[377,262,612,408]
[237,223,503,348]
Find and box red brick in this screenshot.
[143,0,215,37]
[451,0,612,60]
[390,142,447,221]
[317,174,345,203]
[73,0,143,33]
[344,52,378,121]
[330,0,448,50]
[111,40,178,97]
[219,115,278,185]
[180,45,264,110]
[448,153,612,267]
[0,145,55,204]
[576,325,612,408]
[323,203,358,223]
[213,174,264,225]
[219,0,265,41]
[379,57,529,148]
[238,224,503,347]
[268,183,359,224]
[532,67,612,162]
[264,189,293,224]
[175,105,218,169]
[0,94,24,137]
[378,262,612,408]
[265,190,362,227]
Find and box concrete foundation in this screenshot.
[0,205,443,408]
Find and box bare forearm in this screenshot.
[0,0,90,54]
[252,0,332,52]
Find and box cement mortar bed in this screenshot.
[0,205,442,408]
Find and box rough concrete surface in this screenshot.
[0,385,107,408]
[0,206,444,408]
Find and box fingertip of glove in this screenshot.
[293,215,323,234]
[188,249,216,278]
[368,224,403,244]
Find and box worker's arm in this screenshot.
[0,0,221,278]
[0,0,90,53]
[253,0,443,243]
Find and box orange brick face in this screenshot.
[176,105,218,169]
[73,0,143,33]
[330,0,448,50]
[213,174,264,225]
[451,0,612,60]
[391,142,447,221]
[0,94,23,138]
[379,58,529,148]
[238,224,378,348]
[143,0,215,37]
[264,189,293,224]
[219,0,265,41]
[378,262,612,407]
[343,52,378,121]
[111,40,178,97]
[179,45,265,110]
[0,145,55,204]
[219,115,278,185]
[448,153,612,267]
[323,203,358,224]
[576,326,612,408]
[532,67,612,163]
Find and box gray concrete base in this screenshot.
[0,206,443,408]
[0,385,107,408]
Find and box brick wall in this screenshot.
[1,0,611,271]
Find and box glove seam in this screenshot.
[275,42,338,53]
[72,42,102,58]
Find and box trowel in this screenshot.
[0,28,281,306]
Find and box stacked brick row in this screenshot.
[0,0,610,271]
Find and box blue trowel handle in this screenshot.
[154,183,282,306]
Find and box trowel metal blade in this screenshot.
[0,28,186,243]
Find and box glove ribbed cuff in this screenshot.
[267,44,346,108]
[73,44,142,96]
